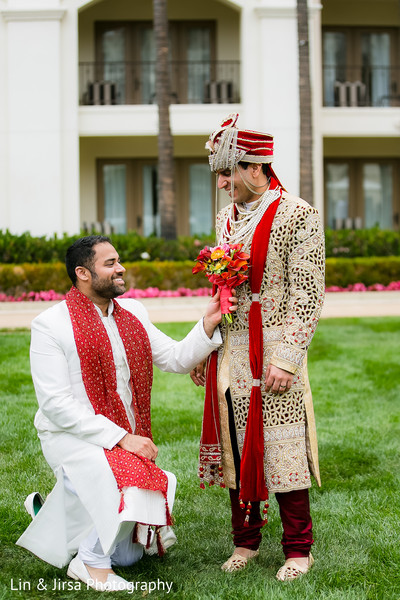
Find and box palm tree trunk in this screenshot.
[297,0,314,205]
[153,0,177,239]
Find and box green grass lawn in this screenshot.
[1,317,399,600]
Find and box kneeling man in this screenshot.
[17,235,227,591]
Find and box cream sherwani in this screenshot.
[214,193,325,493]
[17,298,221,568]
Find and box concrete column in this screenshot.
[0,6,8,229]
[60,5,80,235]
[257,1,300,195]
[0,1,80,236]
[241,0,300,195]
[240,3,263,127]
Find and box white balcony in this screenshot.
[78,103,242,137]
[320,107,400,137]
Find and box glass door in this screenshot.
[189,163,213,234]
[326,163,350,228]
[102,164,127,233]
[187,27,211,104]
[363,163,393,228]
[97,158,215,236]
[323,32,347,106]
[139,27,156,104]
[361,33,391,106]
[169,22,214,104]
[142,164,160,236]
[98,25,127,104]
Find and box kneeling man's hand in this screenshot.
[118,433,158,461]
[203,288,238,338]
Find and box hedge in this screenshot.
[0,261,209,296]
[324,257,400,287]
[0,227,399,263]
[0,230,215,264]
[325,227,400,257]
[1,257,400,296]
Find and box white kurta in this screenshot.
[17,298,221,568]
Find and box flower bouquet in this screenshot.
[192,243,250,323]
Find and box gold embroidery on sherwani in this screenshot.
[213,192,325,493]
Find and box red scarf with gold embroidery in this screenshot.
[66,286,171,524]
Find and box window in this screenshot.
[95,21,216,105]
[176,25,213,104]
[326,163,349,228]
[362,33,391,106]
[322,27,400,107]
[323,32,347,107]
[363,163,393,229]
[189,163,213,235]
[142,164,159,236]
[325,159,399,229]
[101,26,127,103]
[102,164,127,233]
[97,159,214,236]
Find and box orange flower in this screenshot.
[210,248,226,260]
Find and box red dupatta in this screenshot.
[66,286,171,524]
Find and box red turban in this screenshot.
[206,114,274,172]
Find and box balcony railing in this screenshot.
[79,60,240,106]
[323,65,400,107]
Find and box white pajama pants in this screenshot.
[64,473,143,569]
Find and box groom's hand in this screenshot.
[190,361,206,387]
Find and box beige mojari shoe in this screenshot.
[221,549,259,572]
[276,553,314,581]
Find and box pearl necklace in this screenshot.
[218,187,281,248]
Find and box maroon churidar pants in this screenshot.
[229,487,313,558]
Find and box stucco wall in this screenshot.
[322,0,400,27]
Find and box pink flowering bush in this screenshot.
[0,290,66,302]
[0,287,214,302]
[325,281,400,292]
[0,282,399,302]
